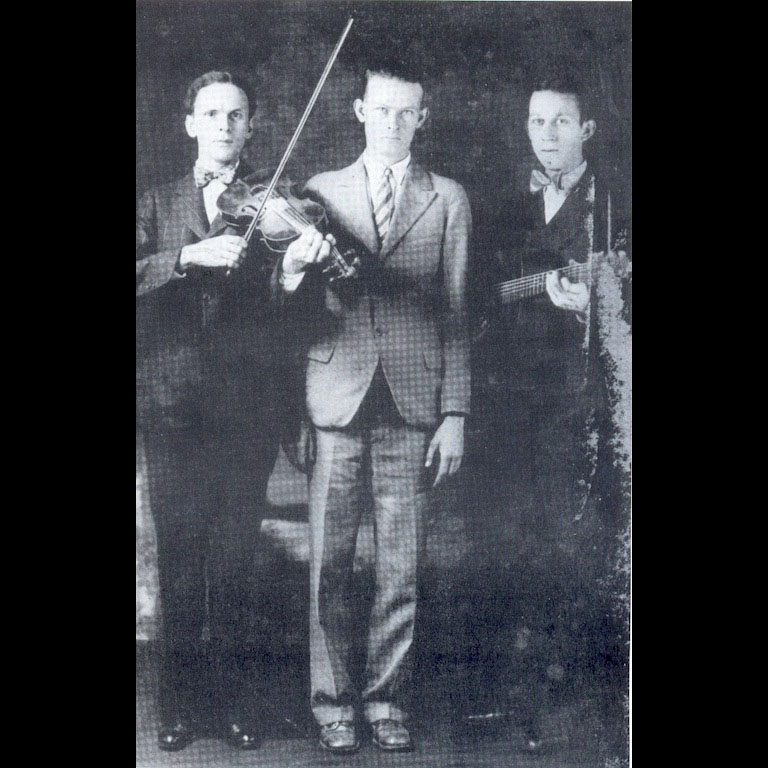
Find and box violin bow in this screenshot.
[242,17,354,244]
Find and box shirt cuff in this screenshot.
[171,254,186,280]
[280,269,306,293]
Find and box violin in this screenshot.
[217,17,358,282]
[217,173,361,282]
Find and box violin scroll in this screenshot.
[322,248,361,283]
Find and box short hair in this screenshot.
[360,54,428,103]
[184,71,257,118]
[527,72,597,123]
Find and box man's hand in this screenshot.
[545,266,590,315]
[425,415,465,488]
[179,235,248,271]
[282,229,335,275]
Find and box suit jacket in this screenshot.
[293,155,472,430]
[136,167,284,432]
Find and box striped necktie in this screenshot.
[373,167,395,245]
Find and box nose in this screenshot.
[543,121,558,140]
[386,112,399,132]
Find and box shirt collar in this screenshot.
[194,158,241,176]
[363,151,411,188]
[548,160,588,193]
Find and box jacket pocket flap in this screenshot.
[308,342,336,364]
[423,348,442,371]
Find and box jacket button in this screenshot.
[374,327,384,336]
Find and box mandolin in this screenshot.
[473,251,631,342]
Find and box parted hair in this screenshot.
[184,71,257,118]
[528,70,597,123]
[361,53,429,104]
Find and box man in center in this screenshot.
[279,60,472,753]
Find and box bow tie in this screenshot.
[530,167,581,195]
[193,162,237,188]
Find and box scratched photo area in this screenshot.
[136,2,631,766]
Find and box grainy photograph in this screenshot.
[136,1,632,765]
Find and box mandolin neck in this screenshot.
[495,260,592,304]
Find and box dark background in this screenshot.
[137,0,631,761]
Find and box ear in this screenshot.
[184,114,197,139]
[580,119,596,143]
[415,106,429,130]
[246,114,255,138]
[353,98,365,124]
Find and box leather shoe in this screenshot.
[318,721,360,753]
[224,721,261,750]
[370,719,414,752]
[158,721,196,752]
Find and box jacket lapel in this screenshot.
[175,163,257,241]
[333,156,379,255]
[380,162,437,260]
[176,173,209,240]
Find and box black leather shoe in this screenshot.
[318,721,360,753]
[224,722,261,750]
[370,719,414,752]
[158,721,196,751]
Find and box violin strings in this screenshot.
[264,191,348,270]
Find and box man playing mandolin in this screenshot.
[471,69,630,746]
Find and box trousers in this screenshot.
[308,367,431,725]
[143,420,278,723]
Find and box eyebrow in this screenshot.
[528,111,577,119]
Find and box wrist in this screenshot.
[281,254,304,275]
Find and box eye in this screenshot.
[557,117,572,126]
[529,118,544,126]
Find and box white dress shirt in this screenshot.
[280,152,412,294]
[543,160,587,224]
[202,177,229,227]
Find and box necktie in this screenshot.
[194,162,237,188]
[529,167,584,195]
[373,167,395,245]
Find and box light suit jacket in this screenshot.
[296,155,472,430]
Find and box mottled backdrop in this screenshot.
[137,0,631,760]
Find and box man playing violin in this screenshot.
[277,58,471,754]
[136,70,313,752]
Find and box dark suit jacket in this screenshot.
[136,168,284,433]
[292,155,472,430]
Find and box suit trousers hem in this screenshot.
[312,705,356,726]
[364,702,408,724]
